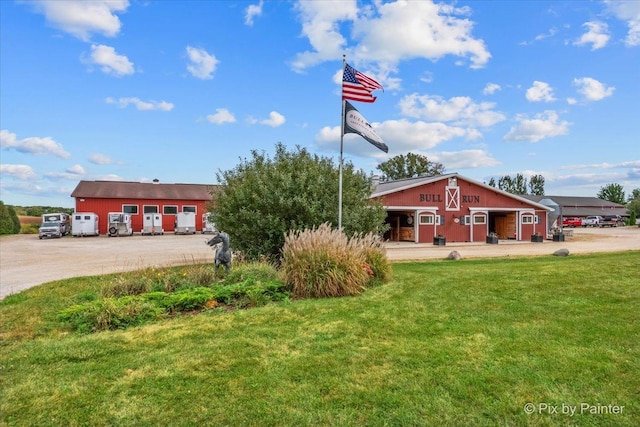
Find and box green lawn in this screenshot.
[1,252,639,426]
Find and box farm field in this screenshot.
[1,252,638,426]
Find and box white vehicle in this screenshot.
[107,212,133,237]
[72,213,99,237]
[39,213,70,239]
[142,213,164,235]
[202,213,218,234]
[582,215,602,227]
[175,212,196,234]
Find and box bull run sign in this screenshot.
[419,193,481,203]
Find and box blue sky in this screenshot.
[1,0,639,208]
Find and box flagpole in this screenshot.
[339,55,346,230]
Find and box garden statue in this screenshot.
[206,231,232,274]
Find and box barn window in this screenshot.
[473,215,486,224]
[522,215,533,224]
[123,204,138,215]
[182,206,197,213]
[163,205,178,215]
[419,214,434,224]
[144,205,158,214]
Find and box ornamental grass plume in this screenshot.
[281,223,390,298]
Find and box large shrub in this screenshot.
[0,201,20,235]
[211,143,387,261]
[281,223,390,299]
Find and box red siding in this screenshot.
[376,177,548,243]
[75,198,210,234]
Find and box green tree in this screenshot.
[497,176,514,193]
[626,188,640,223]
[528,174,545,195]
[0,201,20,235]
[7,205,21,233]
[492,174,545,195]
[597,183,625,204]
[211,143,387,261]
[376,152,445,181]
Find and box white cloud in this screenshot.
[27,0,128,41]
[291,1,357,71]
[87,44,134,76]
[433,149,501,169]
[67,164,85,175]
[292,0,490,72]
[605,0,640,46]
[89,153,113,165]
[207,108,236,124]
[574,21,610,50]
[1,129,71,158]
[504,111,570,143]
[186,46,219,80]
[0,164,37,180]
[106,97,174,111]
[483,83,501,95]
[526,81,556,102]
[399,94,506,127]
[535,27,558,42]
[315,118,471,159]
[260,111,286,127]
[573,77,615,101]
[245,1,264,26]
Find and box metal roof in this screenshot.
[521,195,629,217]
[71,180,220,201]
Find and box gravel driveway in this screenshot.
[1,227,639,299]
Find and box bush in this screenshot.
[281,223,390,298]
[20,223,40,234]
[144,287,216,313]
[211,143,387,261]
[59,269,290,332]
[58,297,164,333]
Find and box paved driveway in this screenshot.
[1,227,639,299]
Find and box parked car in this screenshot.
[562,217,583,228]
[582,215,602,227]
[601,215,624,227]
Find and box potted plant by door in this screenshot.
[530,232,544,243]
[433,234,446,246]
[552,229,565,242]
[486,232,499,244]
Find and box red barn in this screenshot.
[71,180,220,235]
[371,174,553,243]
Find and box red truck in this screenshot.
[562,217,583,228]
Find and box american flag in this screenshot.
[342,63,383,103]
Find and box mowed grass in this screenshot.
[1,252,639,426]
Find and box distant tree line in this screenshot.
[486,174,546,196]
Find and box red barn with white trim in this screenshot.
[371,174,553,243]
[71,180,220,235]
